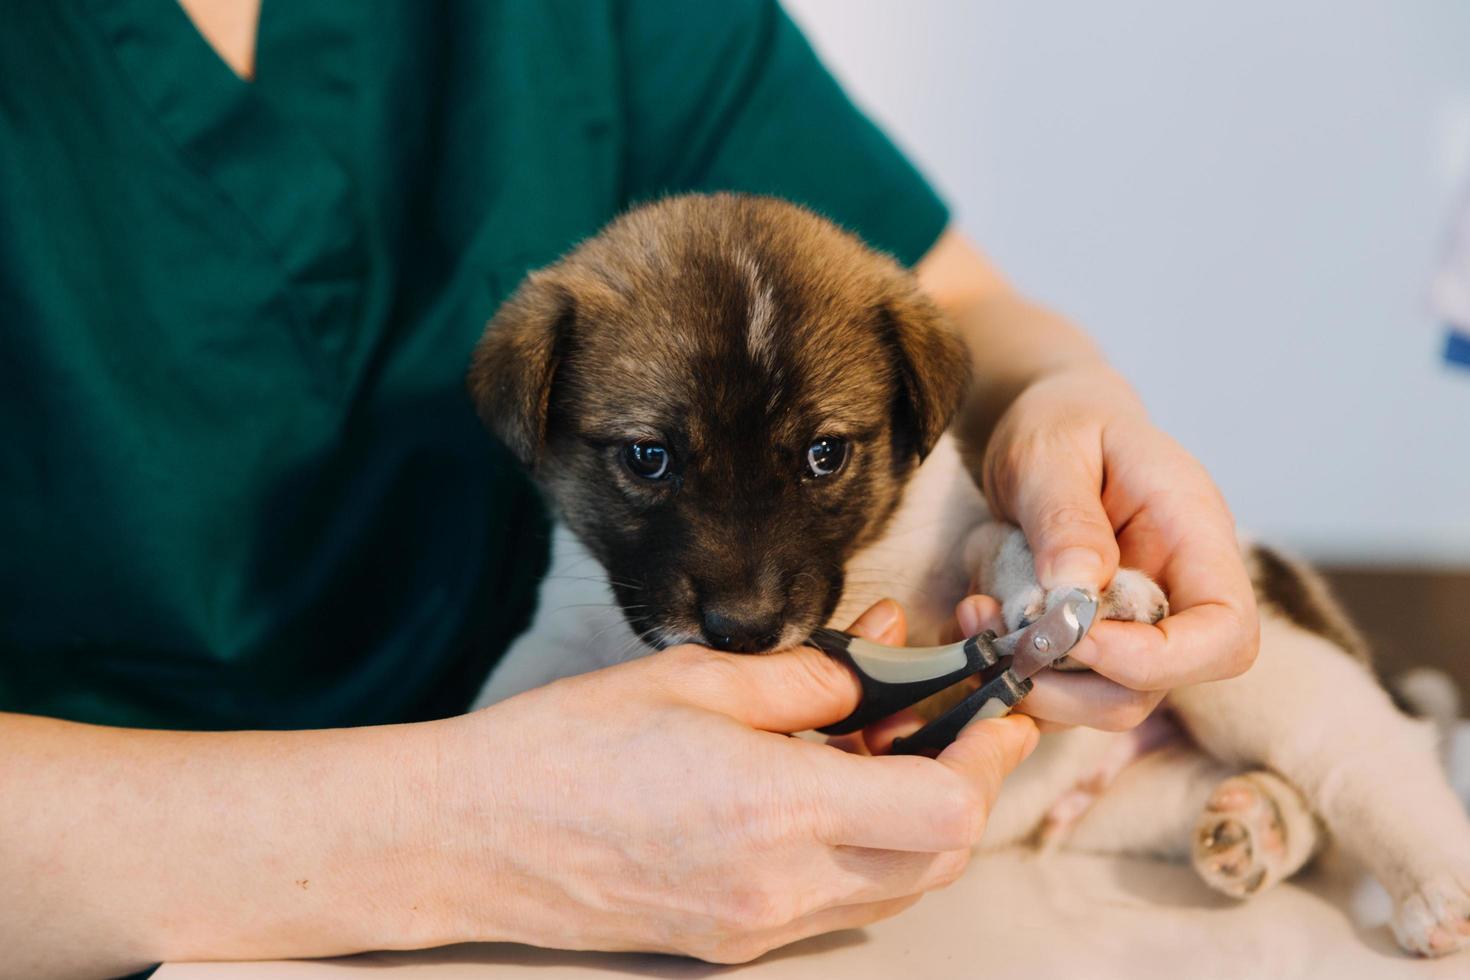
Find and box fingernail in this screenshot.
[858,599,900,637]
[956,597,982,636]
[1047,547,1104,588]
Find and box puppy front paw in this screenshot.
[962,524,1048,632]
[1035,567,1167,634]
[962,522,1168,642]
[1102,568,1168,625]
[1393,875,1470,958]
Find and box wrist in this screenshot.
[362,713,514,952]
[363,717,471,951]
[176,718,484,957]
[405,708,537,951]
[962,353,1143,455]
[244,720,476,957]
[1034,360,1148,419]
[946,291,1113,446]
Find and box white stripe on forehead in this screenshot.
[734,249,777,372]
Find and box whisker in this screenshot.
[541,577,647,598]
[610,626,664,665]
[588,615,638,646]
[546,602,647,615]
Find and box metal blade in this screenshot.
[992,588,1099,681]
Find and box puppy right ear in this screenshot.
[877,286,972,462]
[467,271,575,468]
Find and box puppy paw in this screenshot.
[1048,569,1166,669]
[1393,875,1470,958]
[1102,568,1168,625]
[963,524,1048,633]
[1192,772,1313,899]
[963,521,1167,646]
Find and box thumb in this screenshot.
[665,600,907,733]
[1008,451,1119,592]
[936,714,1040,815]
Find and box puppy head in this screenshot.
[470,194,969,652]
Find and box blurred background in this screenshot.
[786,0,1469,679]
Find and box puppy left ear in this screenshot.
[878,286,972,461]
[466,270,574,468]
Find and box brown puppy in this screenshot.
[470,193,1470,958]
[470,193,968,652]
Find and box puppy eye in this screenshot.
[805,436,848,478]
[623,440,671,480]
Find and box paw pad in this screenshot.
[1192,774,1295,900]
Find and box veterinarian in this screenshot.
[0,2,1259,976]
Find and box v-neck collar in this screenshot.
[85,0,368,393]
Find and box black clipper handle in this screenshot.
[889,669,1032,756]
[810,628,1002,736]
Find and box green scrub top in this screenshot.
[0,0,948,731]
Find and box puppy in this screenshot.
[468,193,1470,958]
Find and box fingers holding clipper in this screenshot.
[858,706,930,756]
[671,599,911,735]
[1017,669,1165,732]
[938,715,1040,804]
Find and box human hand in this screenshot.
[437,600,1037,963]
[965,361,1259,731]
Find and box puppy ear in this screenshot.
[877,287,971,461]
[467,271,575,468]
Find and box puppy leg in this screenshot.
[1028,708,1185,845]
[978,726,1135,849]
[1023,725,1320,900]
[963,522,1047,630]
[998,722,1318,896]
[1064,744,1236,862]
[1170,614,1470,957]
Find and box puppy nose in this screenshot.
[700,609,781,654]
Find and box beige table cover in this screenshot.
[158,729,1470,980]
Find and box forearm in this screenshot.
[916,228,1259,727]
[0,711,456,978]
[915,231,1134,445]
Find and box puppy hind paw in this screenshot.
[1192,772,1314,900]
[1393,877,1470,958]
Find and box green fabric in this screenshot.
[0,0,949,731]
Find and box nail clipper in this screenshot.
[808,589,1099,755]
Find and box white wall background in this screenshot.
[786,0,1470,565]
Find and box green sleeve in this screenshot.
[617,0,950,268]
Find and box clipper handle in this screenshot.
[810,629,1001,736]
[888,669,1032,756]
